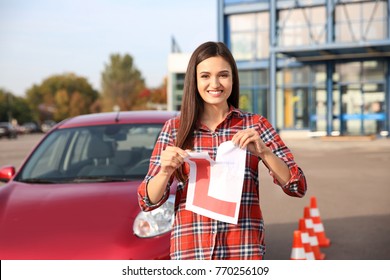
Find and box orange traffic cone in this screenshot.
[307,227,326,260]
[299,218,325,260]
[309,196,331,247]
[303,206,314,229]
[300,230,315,260]
[290,230,306,260]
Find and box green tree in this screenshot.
[0,89,13,122]
[101,54,145,112]
[54,89,70,121]
[0,88,33,124]
[26,73,99,122]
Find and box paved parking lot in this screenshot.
[1,133,390,259]
[260,137,390,260]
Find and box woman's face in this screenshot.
[196,56,232,108]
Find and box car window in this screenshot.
[16,123,163,183]
[20,130,72,179]
[67,129,91,166]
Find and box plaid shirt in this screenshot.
[138,107,307,260]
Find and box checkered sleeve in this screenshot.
[257,116,307,197]
[137,119,176,211]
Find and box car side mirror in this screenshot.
[0,166,16,183]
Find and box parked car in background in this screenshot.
[22,121,42,133]
[41,120,57,133]
[0,122,18,139]
[0,110,179,260]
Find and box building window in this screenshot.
[239,70,269,117]
[277,0,326,7]
[239,71,254,113]
[282,66,310,129]
[334,60,386,135]
[175,73,185,90]
[337,60,385,83]
[228,12,269,61]
[279,65,326,130]
[277,6,326,47]
[309,65,326,133]
[254,70,269,118]
[256,88,269,118]
[335,0,387,42]
[224,0,260,5]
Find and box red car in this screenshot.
[0,110,178,260]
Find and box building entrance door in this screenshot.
[284,88,309,129]
[338,83,385,135]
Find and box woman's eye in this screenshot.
[200,75,209,79]
[220,72,230,78]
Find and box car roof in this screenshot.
[57,110,179,129]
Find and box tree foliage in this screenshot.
[101,54,145,112]
[0,88,33,124]
[26,73,99,122]
[132,77,168,110]
[2,54,168,125]
[150,77,168,104]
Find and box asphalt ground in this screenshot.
[1,133,390,260]
[260,136,390,260]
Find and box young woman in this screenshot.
[138,41,307,260]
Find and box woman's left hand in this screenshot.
[232,128,269,158]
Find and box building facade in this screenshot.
[167,53,190,112]
[218,0,390,137]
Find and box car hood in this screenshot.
[0,181,170,260]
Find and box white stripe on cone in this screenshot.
[305,218,313,228]
[313,223,325,232]
[291,248,306,260]
[310,208,320,217]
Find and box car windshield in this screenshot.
[16,123,163,183]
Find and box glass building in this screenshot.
[218,0,390,137]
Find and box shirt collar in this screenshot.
[226,105,244,119]
[196,105,243,131]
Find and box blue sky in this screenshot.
[0,0,217,96]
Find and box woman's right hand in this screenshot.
[159,146,189,176]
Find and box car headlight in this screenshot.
[133,195,175,238]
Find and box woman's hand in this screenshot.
[159,146,189,176]
[232,128,291,185]
[232,128,269,158]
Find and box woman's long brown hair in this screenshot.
[175,41,240,182]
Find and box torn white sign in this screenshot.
[184,141,246,224]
